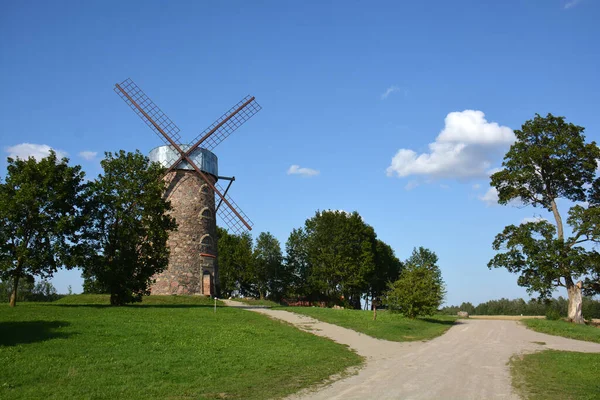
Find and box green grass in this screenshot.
[278,307,456,342]
[523,319,600,343]
[511,350,600,400]
[0,297,362,400]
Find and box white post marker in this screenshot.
[214,297,217,313]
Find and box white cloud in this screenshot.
[386,110,514,180]
[287,164,320,177]
[5,143,67,161]
[472,183,481,190]
[521,216,548,224]
[78,151,98,161]
[479,187,499,206]
[564,0,582,9]
[381,85,401,100]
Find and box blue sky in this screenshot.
[1,0,599,305]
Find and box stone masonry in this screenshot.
[150,170,219,296]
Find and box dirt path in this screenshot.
[222,301,600,399]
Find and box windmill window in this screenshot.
[200,184,210,194]
[200,235,213,245]
[200,207,213,219]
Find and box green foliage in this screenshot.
[440,296,600,318]
[522,319,600,343]
[252,232,285,300]
[511,350,600,400]
[217,227,254,297]
[81,150,176,306]
[0,151,86,306]
[545,308,561,321]
[489,113,600,321]
[384,247,446,318]
[282,306,456,342]
[0,299,361,399]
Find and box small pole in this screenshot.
[214,297,217,313]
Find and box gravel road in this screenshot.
[222,301,600,400]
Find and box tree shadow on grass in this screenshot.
[0,321,72,346]
[420,318,461,326]
[54,304,220,309]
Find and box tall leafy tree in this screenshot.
[217,227,253,298]
[384,247,446,318]
[369,239,403,307]
[0,151,86,306]
[304,210,377,308]
[285,228,311,298]
[489,113,600,323]
[252,232,284,300]
[82,150,176,306]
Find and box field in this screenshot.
[511,350,600,400]
[0,295,362,400]
[279,307,456,342]
[522,318,600,343]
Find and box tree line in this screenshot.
[218,210,445,314]
[440,297,600,319]
[0,149,446,315]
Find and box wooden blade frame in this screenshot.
[114,79,255,233]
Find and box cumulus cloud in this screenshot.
[472,183,481,190]
[287,165,320,177]
[5,143,67,161]
[386,110,514,180]
[479,187,499,206]
[78,151,98,161]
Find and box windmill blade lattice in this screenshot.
[114,78,183,147]
[190,95,262,152]
[215,182,254,235]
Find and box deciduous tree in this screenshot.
[81,150,176,306]
[489,113,600,323]
[384,247,445,318]
[0,151,86,306]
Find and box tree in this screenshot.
[0,151,86,307]
[489,113,600,323]
[384,247,446,318]
[217,227,253,298]
[369,239,403,308]
[81,150,176,306]
[304,211,377,308]
[251,232,284,300]
[285,228,312,299]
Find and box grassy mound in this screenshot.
[279,307,456,342]
[0,299,361,399]
[523,319,600,343]
[511,350,600,400]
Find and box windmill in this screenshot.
[114,78,261,296]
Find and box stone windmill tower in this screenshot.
[114,78,261,296]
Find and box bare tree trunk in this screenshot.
[9,274,19,307]
[373,301,377,321]
[566,280,584,324]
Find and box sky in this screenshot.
[1,0,599,306]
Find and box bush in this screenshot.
[545,308,561,321]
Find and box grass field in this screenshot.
[522,319,600,343]
[511,350,600,400]
[0,295,362,400]
[279,307,456,342]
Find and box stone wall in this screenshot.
[151,170,218,296]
